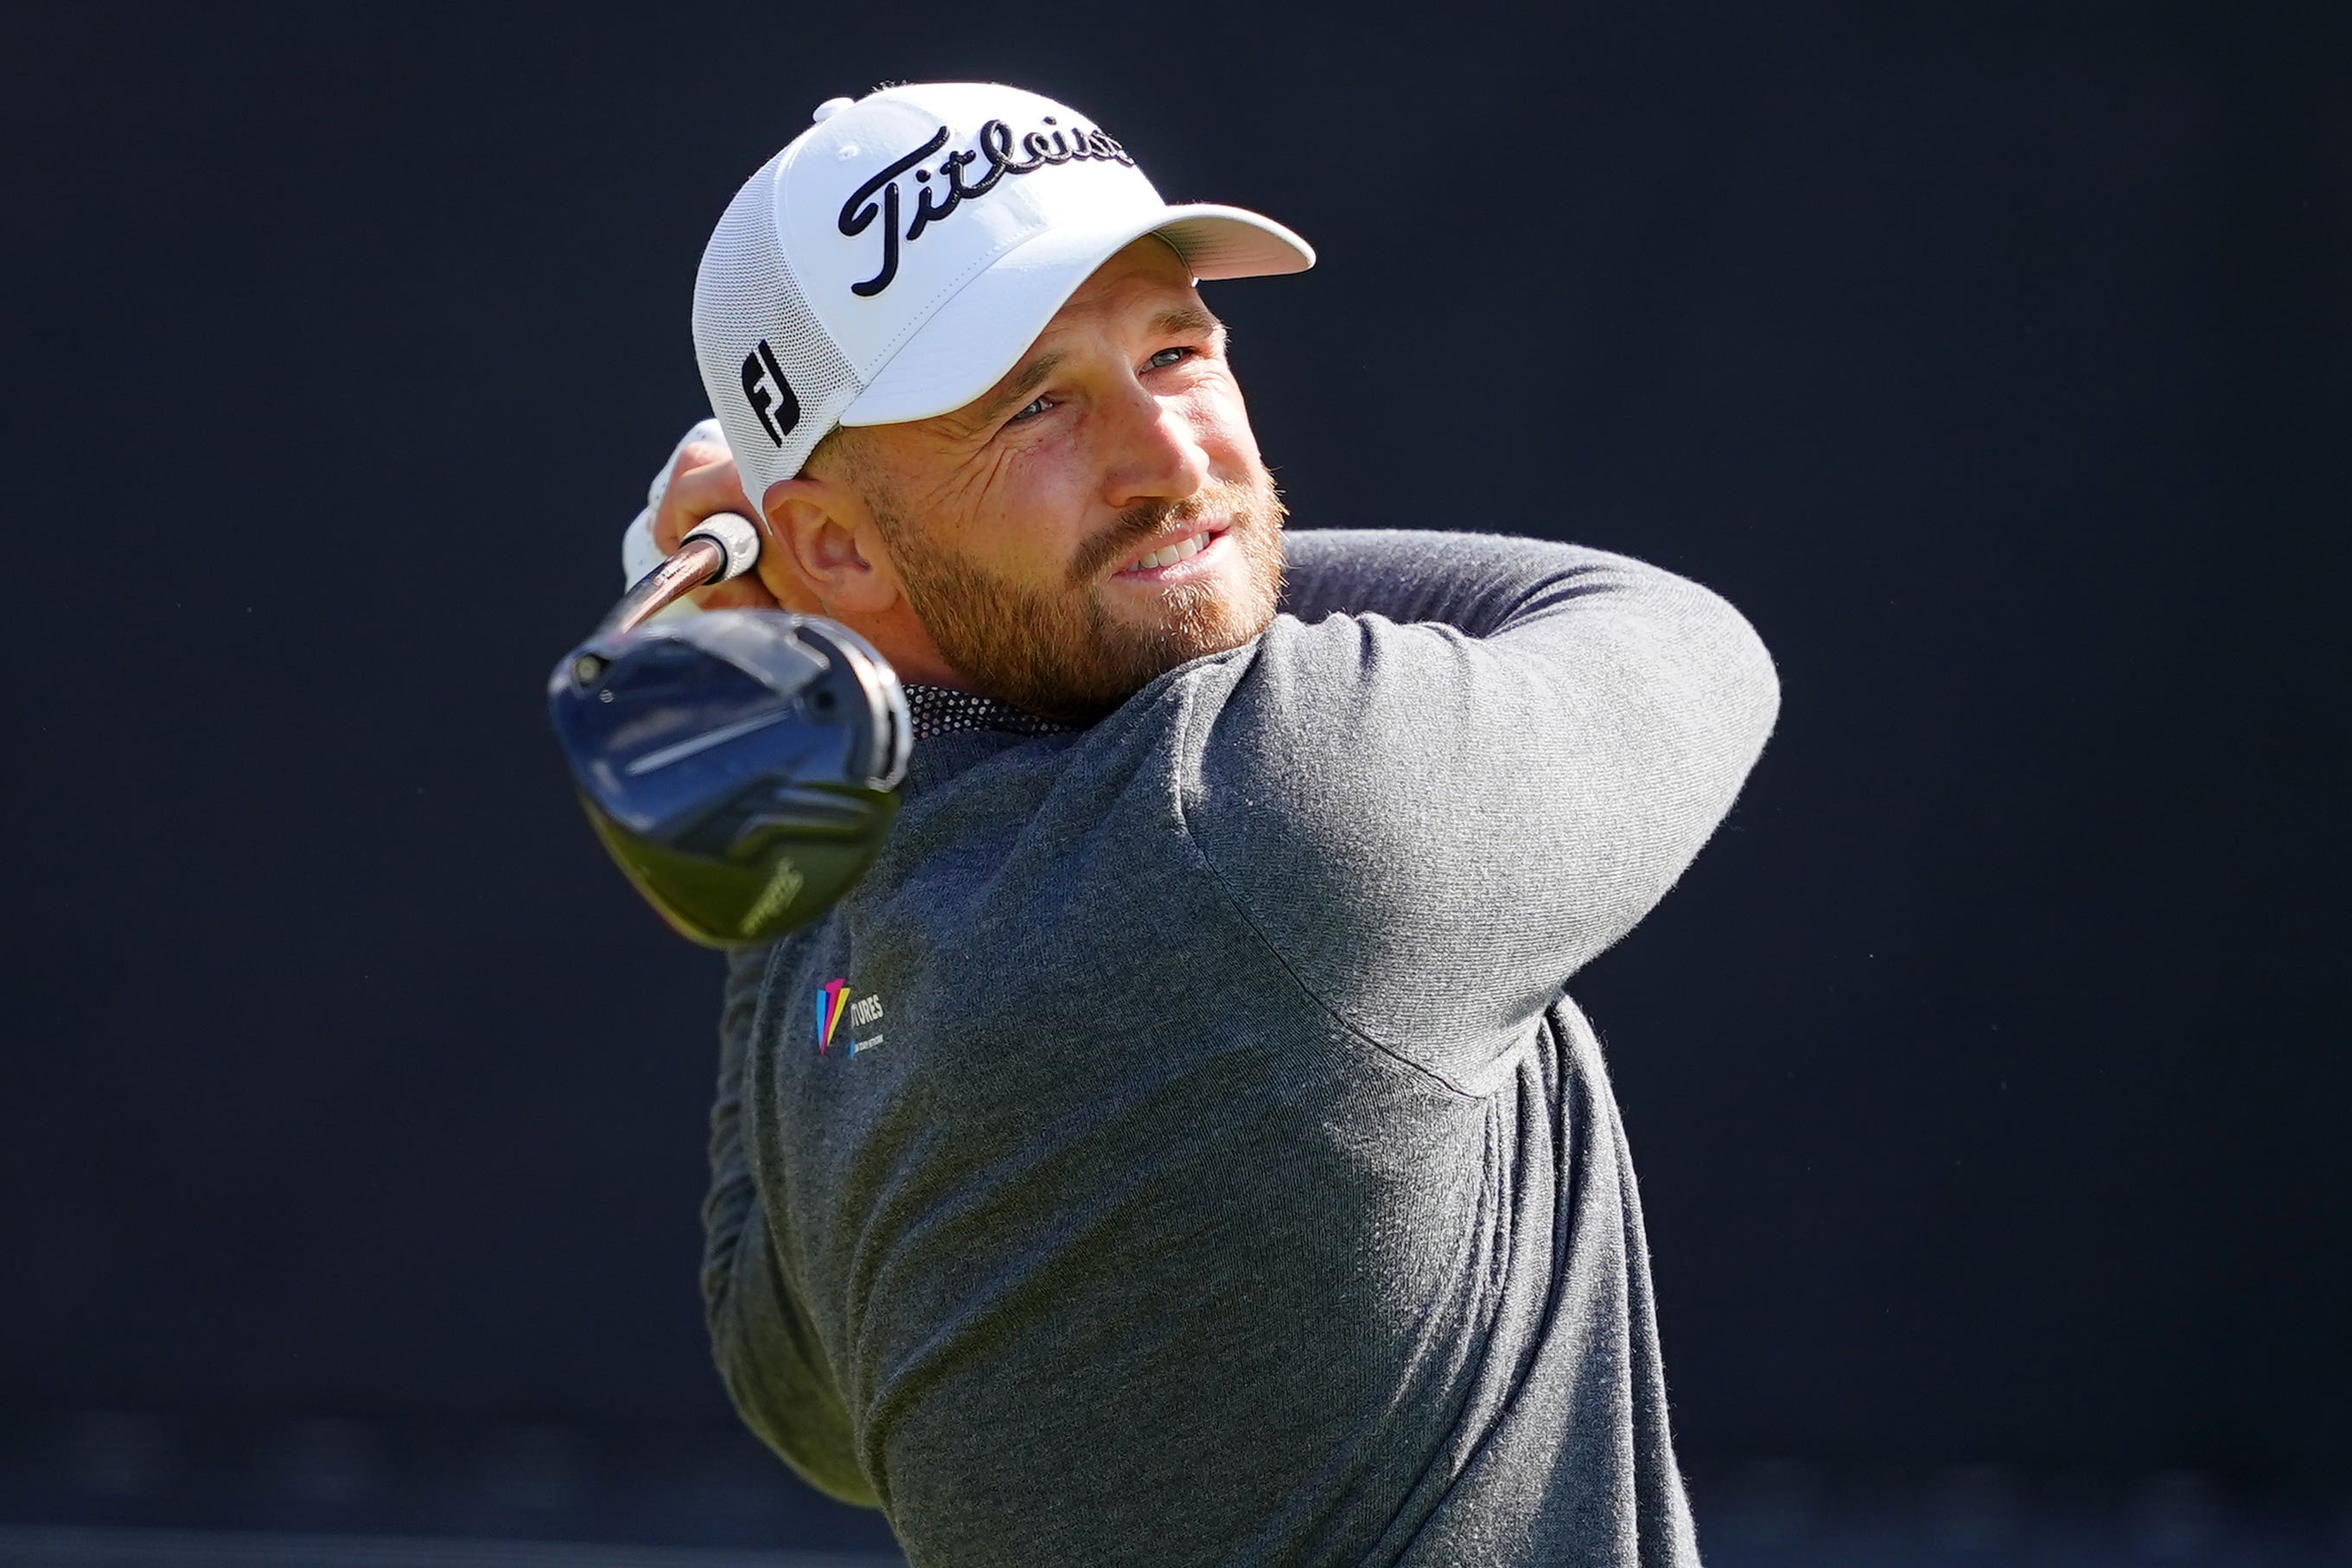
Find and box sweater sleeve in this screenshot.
[1189,528,1780,1092]
[702,941,878,1507]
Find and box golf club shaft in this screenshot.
[596,512,763,637]
[598,536,728,636]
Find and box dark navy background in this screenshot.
[3,0,2346,1550]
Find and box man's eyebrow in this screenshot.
[972,351,1065,427]
[1151,305,1225,340]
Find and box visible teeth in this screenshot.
[1127,532,1209,572]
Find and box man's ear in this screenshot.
[758,475,900,618]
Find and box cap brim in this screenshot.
[838,204,1314,427]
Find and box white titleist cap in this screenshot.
[692,81,1315,509]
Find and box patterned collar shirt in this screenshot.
[902,683,1072,743]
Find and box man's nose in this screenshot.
[1099,379,1209,511]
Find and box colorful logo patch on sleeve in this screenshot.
[815,978,851,1055]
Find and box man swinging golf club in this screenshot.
[629,80,1778,1568]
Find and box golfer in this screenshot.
[635,80,1778,1567]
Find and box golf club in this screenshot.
[548,513,910,947]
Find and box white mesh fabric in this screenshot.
[693,156,865,512]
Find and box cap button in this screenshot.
[811,96,856,124]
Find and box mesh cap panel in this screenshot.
[693,156,863,510]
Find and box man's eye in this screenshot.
[1009,394,1055,424]
[1147,347,1192,370]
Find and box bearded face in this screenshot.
[871,464,1287,725]
[767,240,1288,719]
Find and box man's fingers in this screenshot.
[646,443,783,611]
[634,427,812,615]
[652,443,757,555]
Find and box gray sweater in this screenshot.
[702,529,1780,1566]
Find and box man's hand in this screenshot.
[645,425,817,614]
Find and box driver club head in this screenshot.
[548,610,910,947]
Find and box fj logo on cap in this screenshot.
[838,116,1137,298]
[740,339,800,447]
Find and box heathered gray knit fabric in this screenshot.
[701,528,1780,1567]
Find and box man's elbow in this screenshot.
[1686,581,1782,774]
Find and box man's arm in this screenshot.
[1274,524,1587,628]
[1191,528,1780,1092]
[703,942,878,1507]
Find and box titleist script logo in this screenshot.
[838,117,1137,298]
[740,338,800,448]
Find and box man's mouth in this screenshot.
[1114,526,1227,580]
